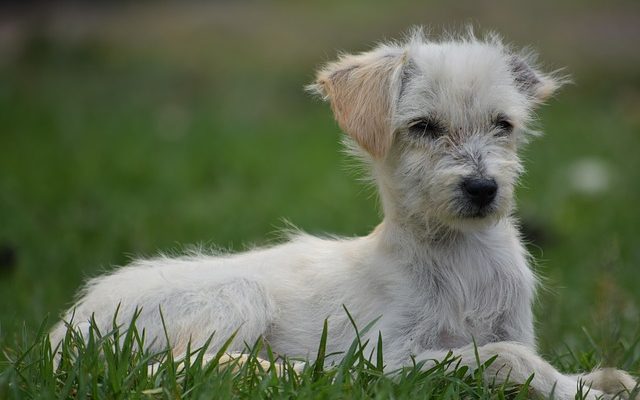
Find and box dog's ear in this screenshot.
[509,55,564,103]
[309,48,405,158]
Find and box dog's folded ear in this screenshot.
[509,55,565,103]
[309,47,406,158]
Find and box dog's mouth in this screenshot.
[459,208,493,219]
[436,204,503,233]
[452,201,501,222]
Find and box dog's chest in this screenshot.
[399,253,525,350]
[428,309,506,350]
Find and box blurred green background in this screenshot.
[0,0,639,368]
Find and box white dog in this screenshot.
[51,30,636,398]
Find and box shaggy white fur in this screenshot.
[51,29,636,399]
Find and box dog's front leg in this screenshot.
[414,341,608,399]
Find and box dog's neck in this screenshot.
[373,217,463,254]
[373,188,508,257]
[371,216,516,277]
[372,182,450,245]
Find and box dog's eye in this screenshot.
[494,116,514,137]
[408,118,444,139]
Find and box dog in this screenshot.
[50,29,637,398]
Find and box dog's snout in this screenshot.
[462,178,498,207]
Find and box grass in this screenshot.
[0,311,599,399]
[2,309,638,399]
[1,5,640,398]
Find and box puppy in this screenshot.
[51,29,636,398]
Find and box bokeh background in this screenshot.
[1,0,639,369]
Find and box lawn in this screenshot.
[0,2,639,398]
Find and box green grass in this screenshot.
[0,311,617,399]
[1,8,640,398]
[2,309,638,399]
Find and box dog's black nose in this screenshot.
[462,178,498,207]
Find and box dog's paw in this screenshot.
[579,368,638,398]
[218,353,275,372]
[216,353,306,374]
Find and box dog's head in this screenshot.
[310,30,564,232]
